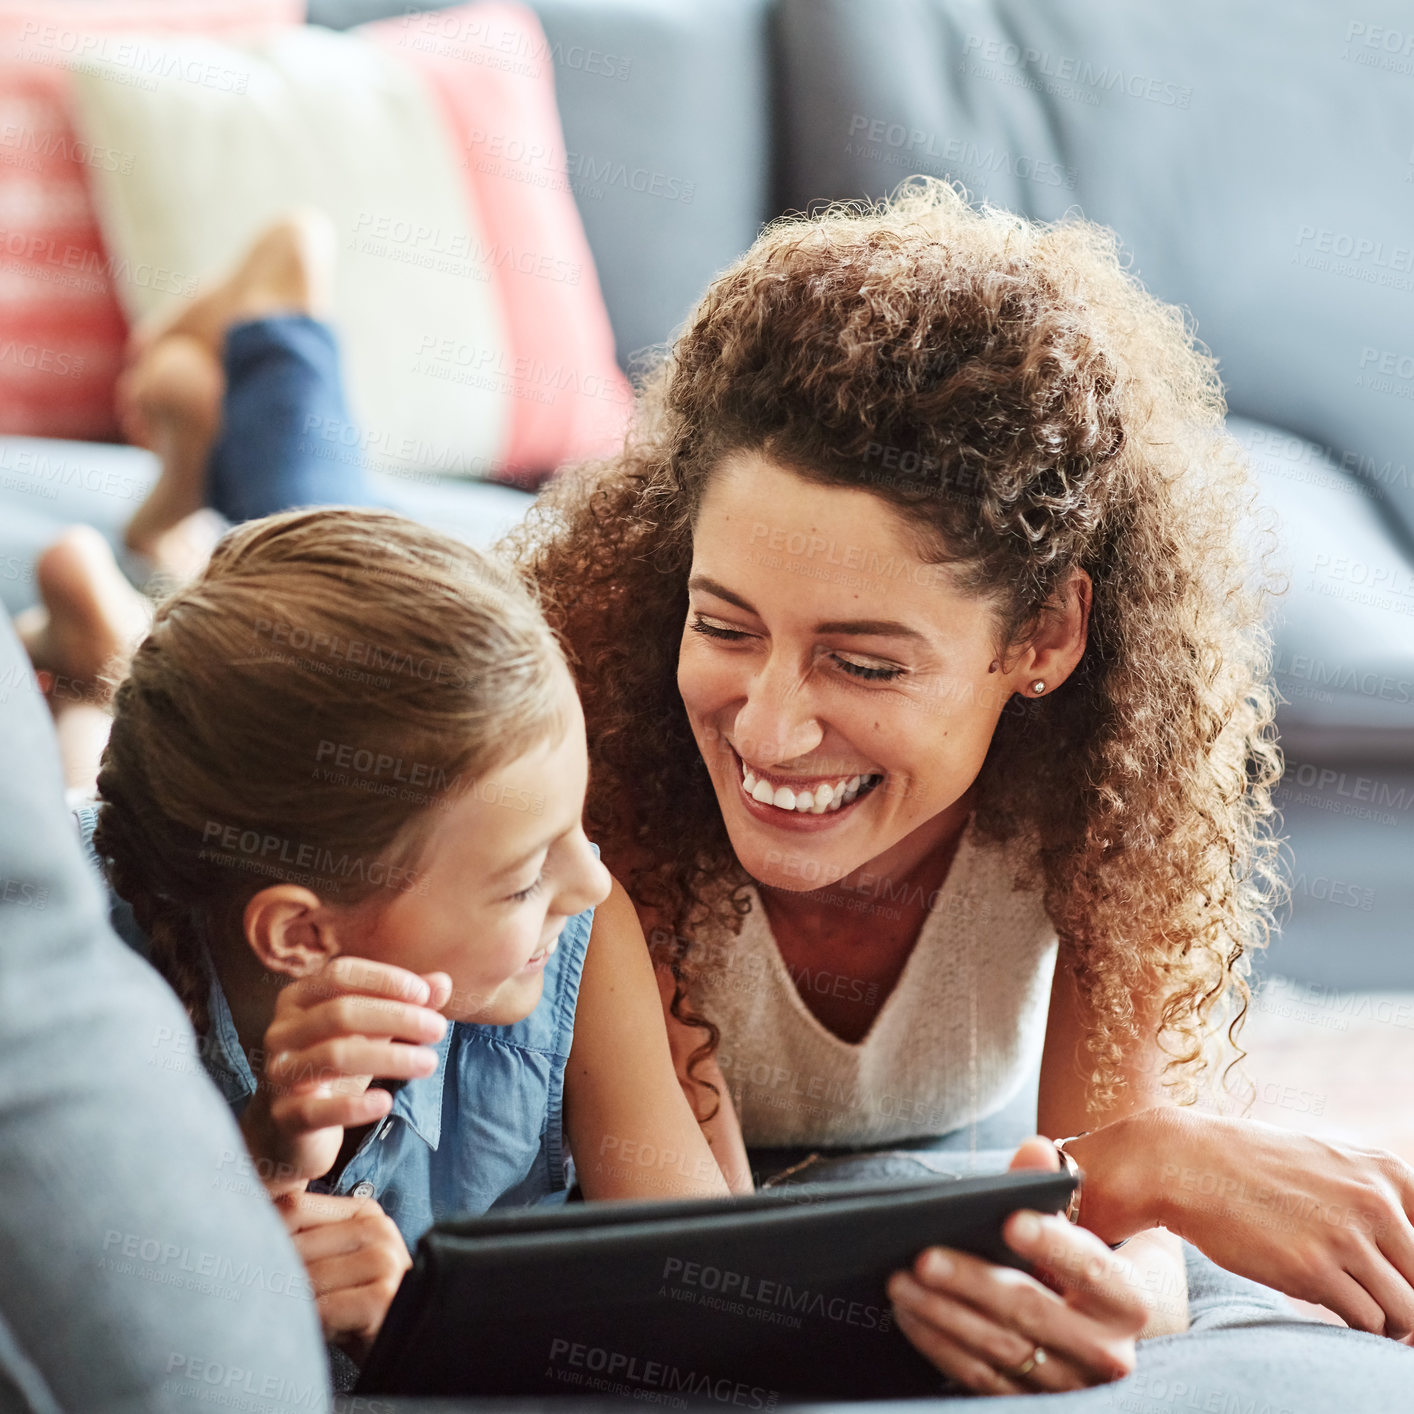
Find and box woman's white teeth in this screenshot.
[739,759,881,814]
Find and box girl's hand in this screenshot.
[278,1190,411,1363]
[1142,1109,1414,1340]
[887,1137,1151,1395]
[241,956,451,1194]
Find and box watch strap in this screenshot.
[1052,1133,1086,1224]
[1053,1131,1130,1250]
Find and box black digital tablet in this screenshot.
[356,1167,1077,1400]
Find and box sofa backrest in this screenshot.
[775,0,1414,547]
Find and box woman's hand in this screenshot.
[278,1190,412,1363]
[240,956,451,1194]
[887,1137,1152,1395]
[1134,1108,1414,1340]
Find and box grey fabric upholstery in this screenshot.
[308,0,776,369]
[775,0,1414,544]
[0,434,534,617]
[0,615,329,1412]
[1233,415,1414,750]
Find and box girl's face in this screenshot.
[678,454,1071,895]
[340,675,611,1023]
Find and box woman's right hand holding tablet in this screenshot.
[240,956,452,1195]
[887,1136,1154,1395]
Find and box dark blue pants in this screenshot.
[206,315,388,523]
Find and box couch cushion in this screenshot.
[70,25,518,481]
[0,609,329,1410]
[309,0,775,368]
[359,4,632,486]
[0,0,302,442]
[775,0,1414,546]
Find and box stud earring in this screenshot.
[1030,680,1046,695]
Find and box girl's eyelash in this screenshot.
[507,874,545,904]
[691,615,904,681]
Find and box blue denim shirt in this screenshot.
[75,803,595,1249]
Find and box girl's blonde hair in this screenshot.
[510,177,1287,1117]
[94,507,568,1033]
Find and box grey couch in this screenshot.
[0,611,331,1410]
[3,0,1412,987]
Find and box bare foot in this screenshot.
[118,209,338,563]
[140,508,226,590]
[15,526,152,701]
[121,335,224,562]
[124,208,338,363]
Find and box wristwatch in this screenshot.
[1053,1132,1130,1250]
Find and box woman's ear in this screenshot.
[1022,567,1092,690]
[243,885,341,979]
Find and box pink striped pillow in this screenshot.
[0,1,301,441]
[364,3,631,487]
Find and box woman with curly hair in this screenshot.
[509,178,1414,1393]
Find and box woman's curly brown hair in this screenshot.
[507,178,1288,1120]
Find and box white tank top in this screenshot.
[695,811,1059,1147]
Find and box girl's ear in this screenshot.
[243,885,341,979]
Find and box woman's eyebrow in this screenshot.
[687,575,757,615]
[813,618,928,642]
[689,576,928,642]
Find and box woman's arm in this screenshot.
[1041,947,1414,1341]
[867,940,1174,1396]
[1035,947,1189,1337]
[563,877,730,1201]
[1076,1105,1414,1340]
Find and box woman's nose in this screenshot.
[731,657,823,766]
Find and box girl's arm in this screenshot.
[241,957,452,1197]
[654,964,754,1195]
[563,877,730,1201]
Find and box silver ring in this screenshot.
[1014,1345,1048,1378]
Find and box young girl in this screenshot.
[83,505,728,1362]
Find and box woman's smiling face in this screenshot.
[678,453,1084,893]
